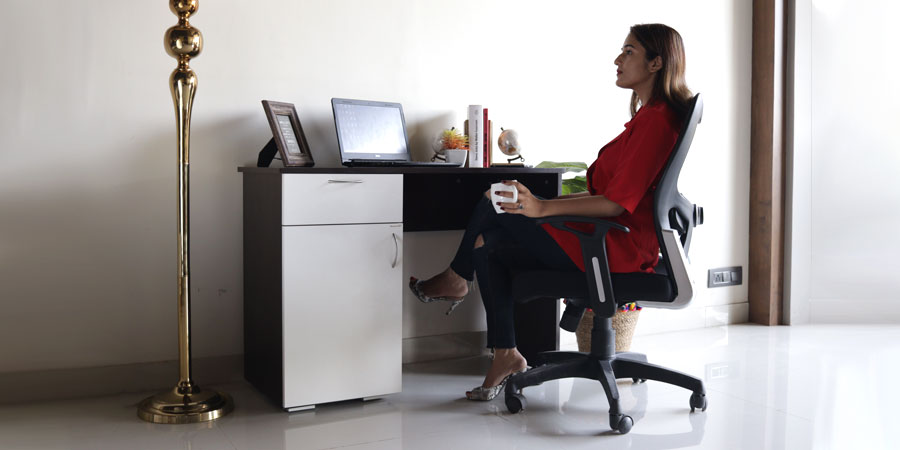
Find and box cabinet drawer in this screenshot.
[282,174,402,225]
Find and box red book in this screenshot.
[487,120,493,167]
[482,108,489,167]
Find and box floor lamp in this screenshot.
[138,0,234,424]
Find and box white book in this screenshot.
[467,105,483,168]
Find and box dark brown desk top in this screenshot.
[238,166,563,175]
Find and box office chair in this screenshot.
[504,94,706,434]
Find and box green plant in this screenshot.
[535,161,588,195]
[439,127,469,150]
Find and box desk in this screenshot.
[239,166,562,410]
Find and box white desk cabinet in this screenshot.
[243,172,402,411]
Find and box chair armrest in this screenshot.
[537,215,629,319]
[537,216,630,239]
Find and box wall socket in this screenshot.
[707,266,742,288]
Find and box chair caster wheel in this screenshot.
[609,414,633,434]
[506,393,526,414]
[689,392,707,412]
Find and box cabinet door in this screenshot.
[282,223,403,408]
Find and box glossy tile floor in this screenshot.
[2,324,899,450]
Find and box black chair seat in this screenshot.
[511,270,674,305]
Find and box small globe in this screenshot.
[431,134,447,155]
[497,129,520,157]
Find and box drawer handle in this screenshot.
[391,233,400,268]
[327,179,364,183]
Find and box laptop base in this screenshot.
[343,160,456,168]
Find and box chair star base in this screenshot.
[503,314,707,434]
[504,348,706,434]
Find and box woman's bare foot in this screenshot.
[466,348,528,399]
[413,267,468,299]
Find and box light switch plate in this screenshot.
[708,266,742,287]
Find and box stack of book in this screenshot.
[464,105,492,168]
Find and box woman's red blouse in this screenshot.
[542,101,681,273]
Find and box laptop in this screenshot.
[331,98,456,167]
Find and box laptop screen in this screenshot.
[332,98,410,162]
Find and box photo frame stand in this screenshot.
[257,137,279,167]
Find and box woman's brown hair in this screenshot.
[628,24,693,119]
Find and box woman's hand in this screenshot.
[495,180,544,217]
[485,182,625,219]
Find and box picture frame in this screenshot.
[261,100,314,167]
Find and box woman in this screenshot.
[409,23,693,401]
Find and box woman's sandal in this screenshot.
[408,276,470,315]
[466,367,528,401]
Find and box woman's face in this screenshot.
[614,34,657,91]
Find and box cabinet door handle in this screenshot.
[327,179,364,183]
[391,233,400,268]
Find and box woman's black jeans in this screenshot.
[449,196,578,349]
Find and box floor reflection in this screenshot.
[4,325,899,449]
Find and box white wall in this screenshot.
[789,0,900,323]
[0,0,751,373]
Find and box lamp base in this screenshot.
[137,386,233,424]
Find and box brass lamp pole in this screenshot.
[138,0,233,424]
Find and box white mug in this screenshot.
[444,149,468,166]
[490,181,518,214]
